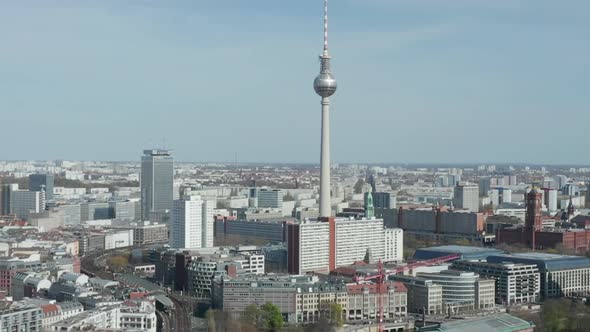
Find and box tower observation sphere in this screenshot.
[314,58,337,97]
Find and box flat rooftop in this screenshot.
[430,313,534,332]
[414,246,504,260]
[487,253,590,272]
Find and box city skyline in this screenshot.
[1,0,589,164]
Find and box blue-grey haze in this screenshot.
[0,0,588,164]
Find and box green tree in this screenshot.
[328,303,344,327]
[260,302,284,331]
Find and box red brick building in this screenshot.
[497,189,590,252]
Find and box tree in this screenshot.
[260,302,284,331]
[242,304,262,329]
[328,303,344,327]
[108,255,128,272]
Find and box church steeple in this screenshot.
[567,196,575,218]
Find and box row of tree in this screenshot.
[206,302,344,332]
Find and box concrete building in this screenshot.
[11,272,52,300]
[131,221,168,245]
[0,259,43,295]
[57,204,82,226]
[346,282,408,322]
[49,301,156,332]
[395,270,495,314]
[0,304,42,332]
[104,229,133,250]
[391,275,443,315]
[487,253,590,299]
[453,182,479,212]
[257,189,283,209]
[77,234,105,256]
[543,188,558,212]
[213,274,407,324]
[237,207,284,221]
[214,218,287,244]
[452,260,540,305]
[29,173,54,201]
[187,250,265,298]
[108,200,137,221]
[141,149,173,221]
[287,218,403,274]
[27,209,64,232]
[170,195,214,249]
[10,190,45,220]
[386,208,485,239]
[81,202,110,222]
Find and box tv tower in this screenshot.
[314,0,337,218]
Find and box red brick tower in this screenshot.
[523,189,542,250]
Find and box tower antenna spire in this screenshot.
[323,0,329,54]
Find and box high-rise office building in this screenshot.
[367,192,396,209]
[28,173,54,201]
[1,183,18,216]
[141,149,173,221]
[453,182,479,212]
[170,195,214,249]
[10,190,45,221]
[257,189,283,209]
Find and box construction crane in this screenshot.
[352,254,460,332]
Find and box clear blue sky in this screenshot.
[1,0,588,164]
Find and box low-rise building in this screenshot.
[487,252,590,299]
[131,221,168,245]
[391,275,443,315]
[213,274,408,324]
[394,269,495,315]
[452,260,541,304]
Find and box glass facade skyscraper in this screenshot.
[141,149,173,221]
[29,173,54,201]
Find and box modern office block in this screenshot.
[141,149,173,221]
[170,195,214,249]
[453,182,479,212]
[28,173,54,201]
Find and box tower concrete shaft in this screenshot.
[320,97,331,217]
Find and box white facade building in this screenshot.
[288,218,403,274]
[453,182,479,212]
[257,189,283,209]
[104,230,134,250]
[170,195,214,249]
